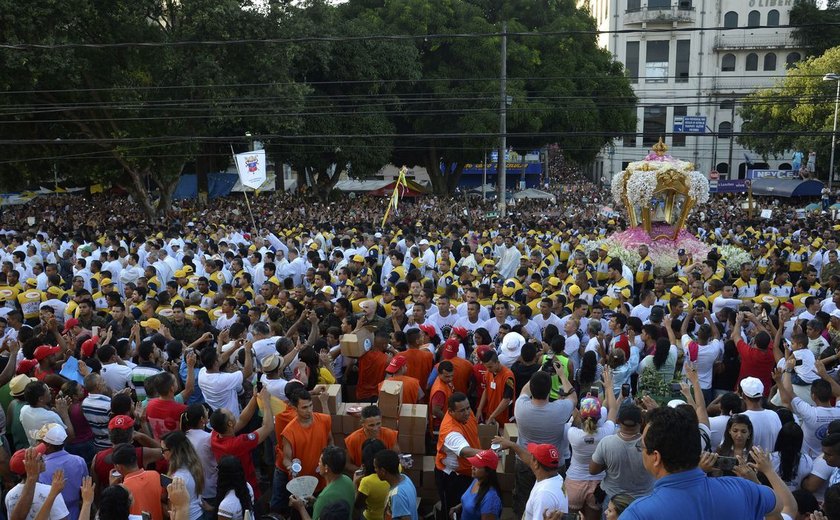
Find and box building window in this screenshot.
[623,133,636,148]
[722,54,736,72]
[645,41,669,83]
[764,53,777,71]
[716,162,729,175]
[648,0,670,9]
[720,99,735,111]
[626,41,640,83]
[678,0,693,8]
[718,121,732,139]
[748,10,760,27]
[767,9,780,26]
[724,11,738,28]
[627,0,641,11]
[676,40,690,83]
[779,163,792,170]
[787,52,802,68]
[746,53,758,71]
[643,106,667,146]
[672,106,688,147]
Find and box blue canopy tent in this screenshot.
[750,178,824,197]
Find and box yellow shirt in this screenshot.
[358,473,390,520]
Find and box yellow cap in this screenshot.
[529,282,543,293]
[268,276,281,286]
[671,286,685,297]
[352,254,365,263]
[678,276,688,285]
[183,265,194,274]
[140,318,162,330]
[568,284,581,297]
[548,277,561,287]
[100,278,113,286]
[174,270,186,278]
[619,287,631,299]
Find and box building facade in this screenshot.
[581,0,805,182]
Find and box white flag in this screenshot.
[234,149,267,190]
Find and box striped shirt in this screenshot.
[81,394,112,450]
[131,364,163,401]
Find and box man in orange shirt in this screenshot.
[429,360,454,434]
[379,355,423,404]
[435,392,482,518]
[440,339,473,393]
[356,331,391,402]
[111,444,163,520]
[343,404,399,472]
[400,328,434,390]
[273,387,333,515]
[476,350,515,428]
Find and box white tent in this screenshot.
[333,179,392,192]
[512,188,556,203]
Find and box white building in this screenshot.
[581,0,805,182]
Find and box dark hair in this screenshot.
[24,381,48,407]
[719,392,743,415]
[652,338,671,370]
[520,342,537,363]
[792,489,819,517]
[181,403,209,432]
[209,409,230,434]
[474,461,501,513]
[438,360,454,373]
[825,484,840,520]
[529,371,551,400]
[361,439,386,476]
[373,449,400,475]
[643,407,700,473]
[577,351,598,390]
[774,422,804,483]
[99,485,132,520]
[361,405,381,420]
[447,392,469,411]
[813,379,833,403]
[290,389,312,407]
[718,414,754,457]
[320,445,346,474]
[215,456,253,515]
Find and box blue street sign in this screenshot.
[674,116,707,134]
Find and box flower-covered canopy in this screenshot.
[611,138,710,240]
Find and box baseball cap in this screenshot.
[9,374,35,396]
[108,415,136,430]
[9,444,46,475]
[474,345,492,359]
[740,376,764,398]
[677,249,686,256]
[261,354,281,373]
[351,254,365,263]
[419,239,430,246]
[46,286,63,297]
[451,326,468,340]
[780,302,794,312]
[526,443,560,469]
[529,282,543,293]
[100,278,113,287]
[466,449,499,470]
[81,336,99,358]
[37,423,67,446]
[568,284,581,297]
[548,277,561,287]
[617,403,642,426]
[33,345,60,361]
[25,278,37,287]
[418,323,437,339]
[140,318,162,330]
[579,397,602,419]
[385,355,407,374]
[667,399,688,408]
[62,318,79,333]
[16,359,38,375]
[442,339,459,360]
[174,270,186,279]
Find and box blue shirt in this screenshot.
[180,360,203,405]
[460,479,502,520]
[388,475,418,520]
[39,450,89,520]
[620,468,776,520]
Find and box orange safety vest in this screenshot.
[482,366,515,425]
[428,377,454,432]
[435,411,480,476]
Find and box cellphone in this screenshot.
[589,386,600,396]
[714,456,738,471]
[142,513,152,520]
[160,474,173,487]
[256,380,263,392]
[795,359,803,366]
[621,384,631,398]
[92,326,100,337]
[670,382,682,393]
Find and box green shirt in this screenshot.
[313,474,355,520]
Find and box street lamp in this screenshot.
[823,73,840,190]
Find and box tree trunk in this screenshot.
[424,145,445,195]
[124,167,157,221]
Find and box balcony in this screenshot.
[624,6,696,25]
[710,76,778,91]
[713,33,797,50]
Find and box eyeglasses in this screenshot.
[635,440,650,453]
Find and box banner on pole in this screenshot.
[234,149,267,190]
[381,167,409,227]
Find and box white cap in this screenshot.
[419,239,430,245]
[374,232,383,239]
[831,309,840,319]
[739,376,764,399]
[39,423,68,445]
[501,332,525,352]
[667,399,687,408]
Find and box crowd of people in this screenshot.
[0,176,838,520]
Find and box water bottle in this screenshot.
[399,453,413,469]
[291,458,302,478]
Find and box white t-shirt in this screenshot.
[440,432,471,474]
[742,409,782,453]
[218,484,254,520]
[523,474,568,520]
[19,406,66,447]
[808,455,833,502]
[100,362,133,393]
[251,337,280,365]
[680,335,723,389]
[185,428,218,499]
[791,397,840,457]
[5,481,69,520]
[708,414,730,449]
[198,369,244,417]
[565,421,616,481]
[771,451,813,491]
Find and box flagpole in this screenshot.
[231,144,259,234]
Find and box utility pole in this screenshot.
[728,101,735,179]
[498,21,507,217]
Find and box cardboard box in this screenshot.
[382,416,398,430]
[313,384,342,415]
[502,422,518,442]
[332,404,346,434]
[378,380,403,418]
[497,460,514,491]
[477,423,498,449]
[399,404,428,434]
[340,403,364,432]
[502,451,515,473]
[398,433,426,455]
[340,327,375,357]
[421,456,437,490]
[404,467,423,488]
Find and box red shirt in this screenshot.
[145,399,187,440]
[211,430,261,498]
[735,339,775,396]
[93,446,144,492]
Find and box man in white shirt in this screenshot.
[740,377,782,453]
[98,345,134,394]
[6,446,70,520]
[198,343,253,418]
[494,439,568,519]
[776,366,840,457]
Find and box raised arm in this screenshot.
[685,362,709,427]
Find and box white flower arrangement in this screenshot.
[625,170,657,208]
[611,170,626,205]
[624,158,694,176]
[688,172,710,204]
[717,245,752,273]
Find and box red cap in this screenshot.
[780,302,794,312]
[474,345,492,360]
[442,339,459,360]
[385,355,408,374]
[418,324,437,340]
[466,449,499,470]
[62,318,79,333]
[16,359,38,375]
[81,336,99,358]
[9,444,46,475]
[33,345,60,361]
[451,326,468,340]
[527,443,560,468]
[108,415,135,430]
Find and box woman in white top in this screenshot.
[182,404,218,502]
[216,456,254,520]
[637,338,678,387]
[771,422,813,491]
[162,431,205,520]
[564,368,619,520]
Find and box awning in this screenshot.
[512,188,556,202]
[751,178,825,197]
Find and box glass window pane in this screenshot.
[643,106,667,146]
[676,40,690,83]
[672,106,688,147]
[626,41,640,83]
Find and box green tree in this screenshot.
[738,46,840,176]
[0,0,305,218]
[791,0,840,57]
